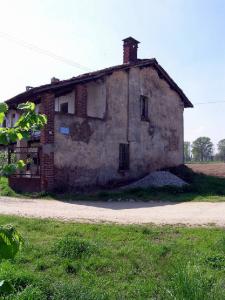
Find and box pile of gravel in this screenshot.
[121,171,187,189]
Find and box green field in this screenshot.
[0,215,225,299]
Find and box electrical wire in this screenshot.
[0,31,91,72]
[193,101,225,105]
[1,32,225,106]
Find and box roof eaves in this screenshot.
[5,58,193,108]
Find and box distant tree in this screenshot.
[184,141,192,162]
[217,139,225,162]
[192,137,213,162]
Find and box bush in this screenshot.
[54,234,96,259]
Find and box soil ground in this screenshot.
[187,162,225,178]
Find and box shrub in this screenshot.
[54,234,96,259]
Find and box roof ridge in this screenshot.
[5,58,193,108]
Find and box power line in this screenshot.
[1,31,225,104]
[0,31,91,72]
[193,101,225,105]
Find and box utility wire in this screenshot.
[194,101,225,105]
[1,32,225,105]
[193,101,225,105]
[0,31,91,72]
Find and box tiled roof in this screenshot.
[6,59,193,108]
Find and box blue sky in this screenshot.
[0,0,224,150]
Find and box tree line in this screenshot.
[184,137,225,162]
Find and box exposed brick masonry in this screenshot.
[75,84,87,117]
[40,92,55,191]
[40,93,54,144]
[123,38,139,64]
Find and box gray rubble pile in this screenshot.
[121,171,187,189]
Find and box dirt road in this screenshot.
[0,197,225,226]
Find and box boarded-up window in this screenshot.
[140,95,148,121]
[87,81,106,119]
[119,144,129,170]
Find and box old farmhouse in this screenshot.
[5,37,193,192]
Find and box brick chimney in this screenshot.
[123,37,140,64]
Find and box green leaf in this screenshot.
[0,112,5,125]
[37,114,47,126]
[20,130,30,140]
[0,103,8,113]
[18,101,35,112]
[0,133,8,145]
[2,164,17,176]
[17,160,25,169]
[8,130,18,143]
[0,280,14,296]
[16,132,23,140]
[0,225,23,260]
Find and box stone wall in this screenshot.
[54,66,184,190]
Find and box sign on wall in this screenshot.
[59,127,70,135]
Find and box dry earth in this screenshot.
[188,163,225,178]
[0,197,225,226]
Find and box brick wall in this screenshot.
[75,84,87,117]
[40,92,55,191]
[9,177,41,193]
[40,93,54,144]
[123,40,138,64]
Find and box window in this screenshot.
[140,95,148,121]
[119,143,129,171]
[60,102,68,114]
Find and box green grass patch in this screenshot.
[0,215,225,299]
[0,177,17,197]
[54,234,97,259]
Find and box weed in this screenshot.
[165,263,221,300]
[205,254,225,270]
[11,286,46,300]
[63,261,80,274]
[54,234,96,259]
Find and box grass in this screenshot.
[0,177,16,197]
[1,165,225,202]
[0,215,224,299]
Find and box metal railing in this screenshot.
[8,146,41,178]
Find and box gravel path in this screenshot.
[0,197,225,226]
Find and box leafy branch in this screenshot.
[0,101,47,175]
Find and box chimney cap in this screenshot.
[26,86,33,91]
[51,77,60,84]
[122,36,140,44]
